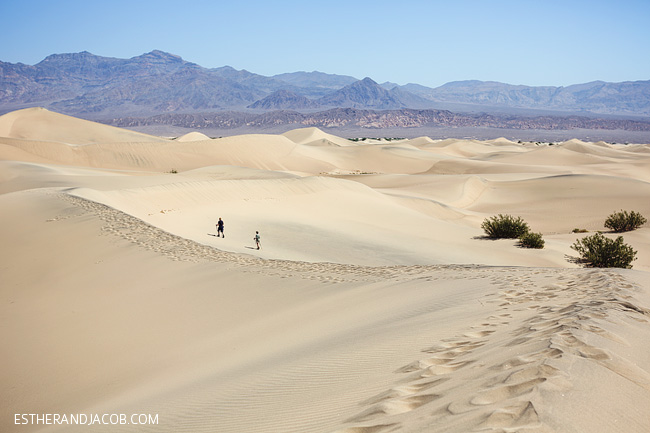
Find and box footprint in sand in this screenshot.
[361,379,449,405]
[428,339,486,351]
[493,348,563,372]
[346,394,441,423]
[470,378,547,406]
[502,364,562,385]
[462,330,495,338]
[420,360,475,377]
[479,401,540,430]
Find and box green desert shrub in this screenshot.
[604,210,647,233]
[571,232,637,269]
[481,214,530,239]
[519,232,545,249]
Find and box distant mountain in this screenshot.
[1,50,649,119]
[403,80,650,116]
[247,90,321,110]
[0,51,123,104]
[317,77,430,110]
[0,50,280,116]
[209,65,296,95]
[272,71,358,97]
[380,82,400,90]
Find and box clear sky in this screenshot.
[1,0,649,88]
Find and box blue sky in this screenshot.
[1,0,649,88]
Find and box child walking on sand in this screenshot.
[254,231,261,250]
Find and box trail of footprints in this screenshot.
[55,192,650,432]
[58,191,483,284]
[336,269,650,433]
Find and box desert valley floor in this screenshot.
[1,107,650,432]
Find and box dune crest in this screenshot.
[0,107,167,144]
[283,126,358,147]
[175,131,212,142]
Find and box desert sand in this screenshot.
[1,107,649,432]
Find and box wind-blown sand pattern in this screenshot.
[1,108,649,432]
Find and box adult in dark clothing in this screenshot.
[217,218,225,238]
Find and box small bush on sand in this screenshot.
[481,214,530,239]
[571,233,637,269]
[604,210,647,233]
[572,228,588,233]
[519,232,545,249]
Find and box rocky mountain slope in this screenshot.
[317,77,426,109]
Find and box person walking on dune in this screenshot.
[254,231,261,250]
[217,218,225,238]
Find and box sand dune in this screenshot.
[1,108,649,433]
[175,131,212,142]
[283,127,358,147]
[0,107,166,144]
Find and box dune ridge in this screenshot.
[1,108,649,432]
[0,107,167,145]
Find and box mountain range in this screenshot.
[0,50,650,140]
[2,50,649,121]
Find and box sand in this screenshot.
[1,107,649,432]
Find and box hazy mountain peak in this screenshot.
[359,77,378,85]
[317,77,412,109]
[440,80,500,88]
[380,81,400,90]
[132,50,185,63]
[272,71,358,90]
[37,51,99,65]
[248,89,320,110]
